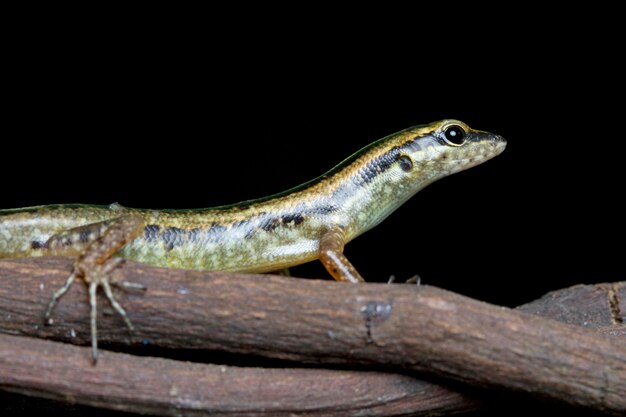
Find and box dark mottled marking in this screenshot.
[296,204,339,216]
[358,146,402,185]
[188,228,202,243]
[63,238,73,247]
[231,219,255,238]
[307,204,338,215]
[207,223,226,237]
[144,224,161,241]
[282,213,305,225]
[234,219,250,228]
[261,217,281,232]
[31,240,44,250]
[402,136,426,153]
[79,230,91,244]
[162,227,185,251]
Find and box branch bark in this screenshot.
[0,257,625,416]
[0,332,475,417]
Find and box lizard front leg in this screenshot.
[43,215,145,363]
[318,225,364,283]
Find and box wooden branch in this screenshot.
[1,257,625,416]
[518,281,626,327]
[0,332,476,417]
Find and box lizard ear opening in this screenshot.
[397,155,413,172]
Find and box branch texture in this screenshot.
[1,257,625,416]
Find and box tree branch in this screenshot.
[0,332,476,417]
[0,257,624,415]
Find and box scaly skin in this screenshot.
[0,119,506,362]
[0,119,506,273]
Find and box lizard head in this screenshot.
[400,119,507,179]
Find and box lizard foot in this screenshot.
[45,257,135,364]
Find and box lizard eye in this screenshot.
[443,125,466,146]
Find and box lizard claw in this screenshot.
[405,274,421,285]
[387,274,421,285]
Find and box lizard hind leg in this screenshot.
[86,258,135,364]
[44,271,77,324]
[43,215,145,364]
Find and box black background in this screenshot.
[1,8,624,417]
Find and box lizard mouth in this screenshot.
[443,138,506,174]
